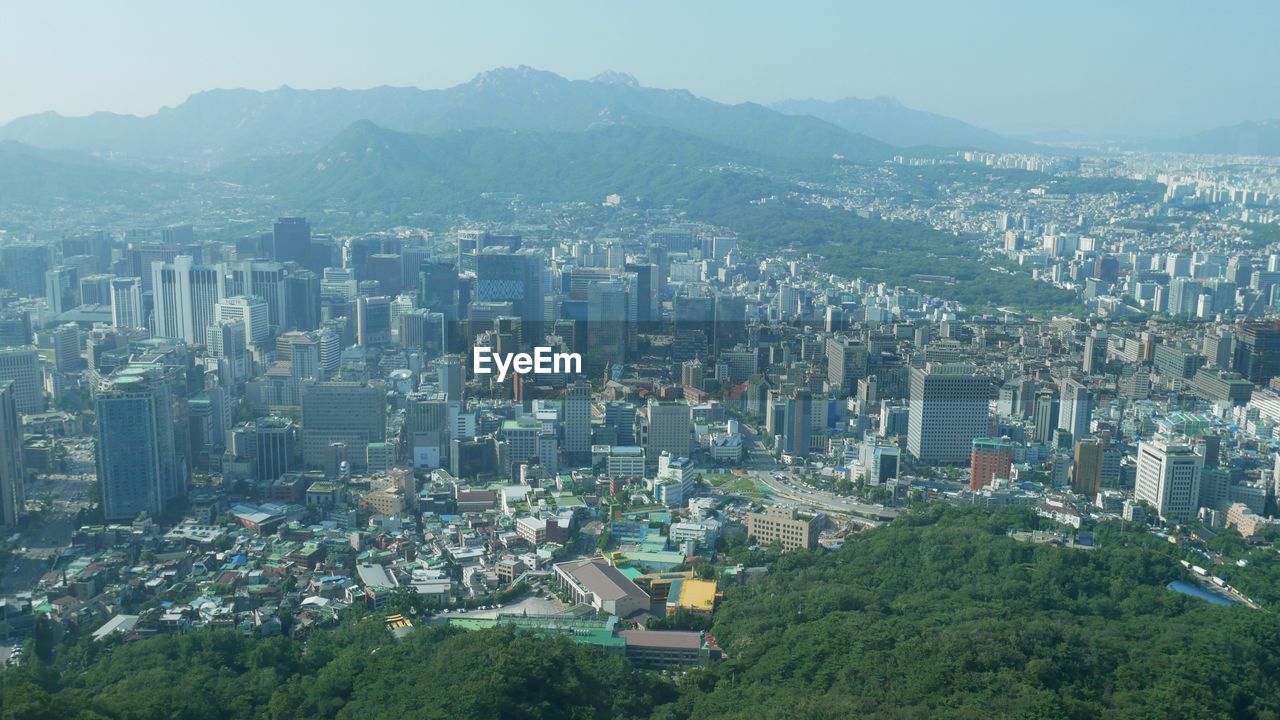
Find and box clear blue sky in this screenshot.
[1,0,1276,138]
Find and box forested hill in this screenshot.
[3,507,1277,720]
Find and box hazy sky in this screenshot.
[2,1,1276,138]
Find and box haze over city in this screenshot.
[1,3,1280,718]
[3,0,1279,138]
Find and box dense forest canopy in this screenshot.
[4,507,1276,720]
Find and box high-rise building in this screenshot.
[826,336,869,396]
[783,389,813,456]
[0,244,50,297]
[95,367,186,520]
[151,256,225,345]
[1057,378,1092,443]
[586,279,629,372]
[969,437,1014,490]
[475,250,544,347]
[356,296,393,347]
[110,277,145,330]
[45,265,81,315]
[0,382,25,528]
[1032,390,1059,445]
[273,217,312,267]
[1134,437,1203,521]
[251,417,297,483]
[215,296,271,347]
[50,323,81,373]
[0,347,43,414]
[0,310,32,348]
[907,363,990,463]
[646,399,691,468]
[1234,321,1280,386]
[563,380,591,465]
[1072,437,1104,496]
[228,261,288,329]
[285,270,322,331]
[300,382,385,471]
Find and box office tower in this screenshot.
[1135,437,1204,521]
[215,296,270,347]
[475,250,544,346]
[1083,328,1107,375]
[78,273,114,306]
[457,230,521,273]
[207,320,248,385]
[714,293,747,355]
[420,261,461,318]
[0,382,24,528]
[645,399,691,466]
[826,336,869,395]
[1072,437,1104,496]
[435,355,464,402]
[50,323,81,373]
[95,367,186,520]
[356,296,393,346]
[907,363,991,463]
[228,261,288,329]
[252,417,297,483]
[109,277,145,330]
[151,255,225,345]
[1032,390,1059,444]
[623,262,654,329]
[0,311,31,349]
[1057,378,1092,443]
[681,360,704,390]
[276,331,322,381]
[783,389,813,456]
[1234,321,1280,386]
[0,347,43,415]
[673,293,714,362]
[586,278,629,372]
[563,380,591,465]
[161,224,194,245]
[321,267,358,302]
[1168,277,1201,318]
[300,381,385,471]
[273,217,312,267]
[285,270,322,331]
[45,265,81,314]
[367,254,404,296]
[969,437,1014,490]
[0,244,50,297]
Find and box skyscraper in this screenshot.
[563,379,591,465]
[45,265,80,315]
[273,217,312,267]
[1234,321,1280,386]
[0,382,25,528]
[1134,437,1203,521]
[645,399,691,467]
[151,256,225,345]
[300,381,385,471]
[586,278,629,372]
[110,277,145,330]
[969,437,1014,490]
[215,296,271,347]
[1057,378,1092,444]
[1072,437,1104,496]
[0,347,43,415]
[907,363,991,463]
[95,367,186,520]
[475,250,544,347]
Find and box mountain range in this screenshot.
[0,67,899,167]
[1166,119,1280,156]
[771,96,1042,153]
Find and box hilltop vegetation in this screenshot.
[4,508,1278,720]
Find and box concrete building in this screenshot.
[907,363,990,463]
[746,506,821,551]
[1135,437,1204,521]
[553,557,650,617]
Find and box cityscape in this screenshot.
[1,3,1279,718]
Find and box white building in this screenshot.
[1134,437,1203,521]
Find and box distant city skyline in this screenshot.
[1,1,1278,139]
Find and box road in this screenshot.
[721,425,897,523]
